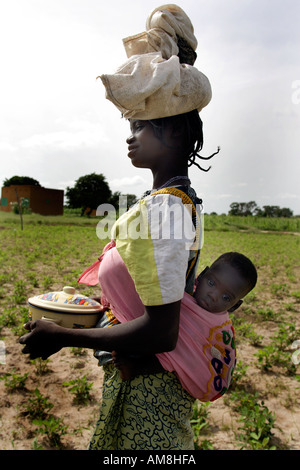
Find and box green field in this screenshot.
[1,210,300,232]
[0,213,299,450]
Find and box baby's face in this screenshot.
[194,263,249,314]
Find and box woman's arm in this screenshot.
[19,301,181,360]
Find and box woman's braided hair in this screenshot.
[149,36,220,172]
[176,35,197,67]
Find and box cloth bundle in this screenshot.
[122,4,198,60]
[98,4,212,119]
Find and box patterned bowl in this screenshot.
[27,286,103,328]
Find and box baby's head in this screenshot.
[194,252,257,314]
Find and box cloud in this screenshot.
[109,175,147,189]
[208,193,235,200]
[0,142,17,152]
[21,131,87,150]
[52,180,76,190]
[0,0,299,215]
[19,119,107,150]
[278,193,300,200]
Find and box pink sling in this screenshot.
[79,241,236,401]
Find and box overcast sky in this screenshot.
[0,0,299,214]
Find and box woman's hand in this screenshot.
[18,301,181,360]
[19,320,64,360]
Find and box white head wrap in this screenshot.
[98,4,212,119]
[123,4,197,60]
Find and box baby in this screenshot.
[193,251,256,315]
[112,251,257,398]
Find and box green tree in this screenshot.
[280,207,293,218]
[229,201,293,218]
[229,201,258,216]
[66,173,112,216]
[262,205,281,217]
[3,176,40,187]
[261,205,293,217]
[109,191,122,208]
[110,192,138,209]
[126,194,138,208]
[228,202,240,216]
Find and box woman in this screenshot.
[20,110,215,449]
[20,5,218,449]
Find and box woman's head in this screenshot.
[127,111,203,172]
[127,111,219,174]
[125,33,217,173]
[149,110,202,156]
[148,110,219,172]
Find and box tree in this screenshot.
[3,176,40,187]
[280,207,293,218]
[110,192,138,209]
[261,205,293,218]
[229,201,258,216]
[109,191,122,208]
[66,173,112,216]
[229,201,294,218]
[228,202,240,216]
[262,205,281,218]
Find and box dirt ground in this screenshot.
[0,321,299,451]
[0,332,103,450]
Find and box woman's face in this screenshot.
[126,120,176,170]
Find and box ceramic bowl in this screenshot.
[27,286,103,328]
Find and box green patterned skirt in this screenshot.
[89,364,195,450]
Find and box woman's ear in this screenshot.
[228,299,243,313]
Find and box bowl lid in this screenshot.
[28,286,102,314]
